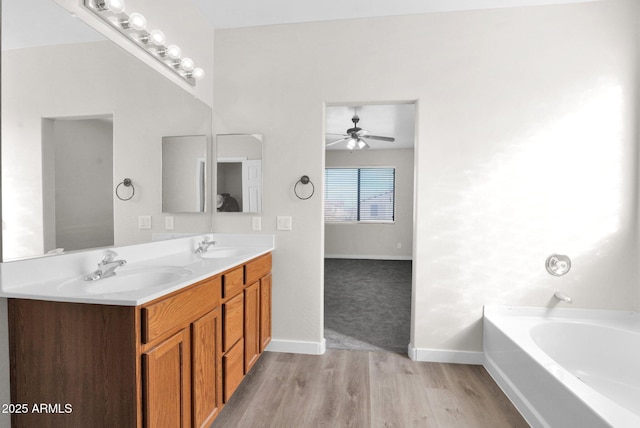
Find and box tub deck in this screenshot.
[483,306,640,428]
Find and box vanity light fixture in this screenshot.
[120,12,146,31]
[140,30,165,46]
[95,0,125,14]
[84,0,205,86]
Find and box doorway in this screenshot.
[41,115,114,253]
[323,102,416,354]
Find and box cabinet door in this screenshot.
[223,293,244,352]
[222,338,244,403]
[192,308,222,428]
[260,273,272,352]
[244,281,260,373]
[143,328,191,428]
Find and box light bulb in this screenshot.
[99,0,125,14]
[127,12,146,31]
[357,139,369,149]
[166,45,182,59]
[181,57,195,72]
[192,68,205,80]
[346,139,356,150]
[148,30,165,46]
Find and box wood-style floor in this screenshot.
[210,349,529,427]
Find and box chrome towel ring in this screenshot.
[116,178,135,201]
[294,175,315,200]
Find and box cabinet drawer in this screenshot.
[142,276,221,344]
[223,267,244,298]
[222,338,244,403]
[223,293,244,352]
[245,253,272,285]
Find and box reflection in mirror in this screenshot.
[43,115,115,253]
[216,134,263,214]
[162,135,207,213]
[1,0,213,261]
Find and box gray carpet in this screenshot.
[324,258,412,354]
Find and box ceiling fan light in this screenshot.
[346,139,357,150]
[357,139,369,149]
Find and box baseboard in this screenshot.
[408,345,483,365]
[324,254,412,261]
[265,338,326,355]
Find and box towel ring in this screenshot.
[294,175,315,200]
[116,178,135,201]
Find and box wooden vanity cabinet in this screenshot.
[259,272,273,352]
[140,274,222,428]
[8,252,271,428]
[244,281,260,373]
[245,254,272,361]
[191,308,222,428]
[142,328,192,428]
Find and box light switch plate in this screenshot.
[138,215,152,230]
[252,217,262,231]
[277,216,292,231]
[165,216,174,230]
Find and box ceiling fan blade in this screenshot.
[326,133,348,137]
[326,138,349,147]
[361,135,395,142]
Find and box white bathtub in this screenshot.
[483,306,640,428]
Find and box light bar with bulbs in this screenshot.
[84,0,205,86]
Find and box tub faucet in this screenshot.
[553,290,572,304]
[195,236,216,254]
[83,250,127,281]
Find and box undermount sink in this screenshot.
[199,247,249,259]
[58,266,193,294]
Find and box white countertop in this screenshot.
[0,234,275,306]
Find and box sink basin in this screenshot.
[58,266,193,294]
[199,247,249,259]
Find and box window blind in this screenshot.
[324,167,395,222]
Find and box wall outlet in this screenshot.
[138,215,152,230]
[165,216,174,230]
[277,216,292,231]
[252,217,262,231]
[397,243,402,249]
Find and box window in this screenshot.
[324,167,395,222]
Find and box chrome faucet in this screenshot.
[553,290,573,304]
[83,250,127,281]
[195,236,216,254]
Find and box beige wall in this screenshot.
[213,0,640,358]
[325,148,414,260]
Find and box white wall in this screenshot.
[213,0,640,358]
[52,0,214,107]
[325,148,414,260]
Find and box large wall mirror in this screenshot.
[216,134,263,214]
[162,135,208,213]
[1,0,213,261]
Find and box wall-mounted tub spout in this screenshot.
[554,290,573,304]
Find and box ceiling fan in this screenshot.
[326,114,395,150]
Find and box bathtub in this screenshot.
[483,306,640,428]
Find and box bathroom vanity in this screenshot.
[1,234,273,427]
